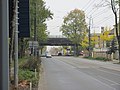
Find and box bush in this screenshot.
[10,56,41,89]
[84,56,109,61]
[18,69,39,87]
[18,56,41,88]
[19,56,41,72]
[19,69,35,81]
[94,57,109,61]
[84,56,94,60]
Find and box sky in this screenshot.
[44,0,114,35]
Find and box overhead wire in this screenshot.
[92,8,108,18]
[94,14,113,25]
[86,0,105,16]
[92,9,110,19]
[84,0,114,30]
[81,0,94,10]
[83,0,96,11]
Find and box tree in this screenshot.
[110,0,120,62]
[81,32,89,49]
[30,0,53,42]
[60,9,87,56]
[29,0,53,55]
[9,0,16,83]
[81,31,98,50]
[81,27,114,50]
[100,27,115,48]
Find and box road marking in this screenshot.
[96,68,120,77]
[98,76,120,85]
[111,83,120,86]
[84,72,116,90]
[58,59,116,90]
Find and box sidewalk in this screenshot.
[38,62,45,90]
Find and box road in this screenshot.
[40,56,120,90]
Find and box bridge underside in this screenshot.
[39,38,75,46]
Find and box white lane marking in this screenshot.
[58,59,115,90]
[83,72,116,90]
[60,59,120,77]
[47,58,116,90]
[111,83,120,86]
[98,76,120,85]
[96,68,120,77]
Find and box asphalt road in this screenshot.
[41,56,120,90]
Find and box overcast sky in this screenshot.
[44,0,114,35]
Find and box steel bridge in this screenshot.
[39,35,75,46]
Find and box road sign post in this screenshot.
[0,0,9,90]
[29,41,39,56]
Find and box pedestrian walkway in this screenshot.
[38,63,45,90]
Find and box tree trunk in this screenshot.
[119,0,120,63]
[111,0,120,62]
[19,38,24,58]
[41,47,43,54]
[118,41,120,63]
[9,0,16,82]
[114,13,120,62]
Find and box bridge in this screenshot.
[39,35,75,46]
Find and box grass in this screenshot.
[10,56,41,89]
[18,56,41,87]
[18,56,28,66]
[84,56,110,61]
[18,69,39,87]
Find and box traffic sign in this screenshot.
[9,0,30,38]
[29,41,39,48]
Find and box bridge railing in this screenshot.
[48,35,67,38]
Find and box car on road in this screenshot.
[46,53,52,58]
[40,53,46,57]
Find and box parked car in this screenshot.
[58,52,62,56]
[79,51,84,56]
[40,53,46,57]
[46,53,52,58]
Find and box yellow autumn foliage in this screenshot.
[81,27,115,49]
[81,36,89,48]
[100,27,114,41]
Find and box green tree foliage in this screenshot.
[60,9,87,45]
[30,0,53,42]
[60,9,87,56]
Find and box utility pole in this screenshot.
[118,0,120,33]
[0,0,9,90]
[88,16,92,57]
[34,2,37,41]
[14,0,19,88]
